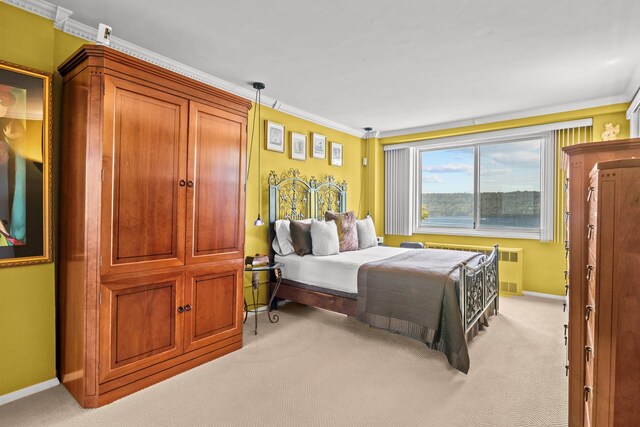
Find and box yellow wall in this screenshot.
[0,1,633,397]
[373,104,630,296]
[0,3,363,394]
[244,106,364,303]
[0,4,86,396]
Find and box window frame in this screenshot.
[414,134,550,240]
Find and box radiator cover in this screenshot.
[424,242,523,296]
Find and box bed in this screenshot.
[267,169,499,373]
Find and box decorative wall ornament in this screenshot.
[0,60,53,267]
[601,123,620,141]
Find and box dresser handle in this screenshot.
[564,240,570,251]
[565,284,569,296]
[586,265,594,281]
[563,301,567,312]
[564,211,570,222]
[564,324,568,336]
[587,186,594,202]
[587,224,594,240]
[584,386,592,402]
[585,346,593,362]
[565,364,569,376]
[564,270,568,280]
[564,178,569,192]
[585,305,594,321]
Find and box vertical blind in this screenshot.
[553,126,593,243]
[385,148,413,235]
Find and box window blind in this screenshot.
[385,148,413,235]
[553,126,593,243]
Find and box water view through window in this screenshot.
[420,139,541,230]
[479,140,541,229]
[421,147,474,227]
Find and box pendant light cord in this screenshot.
[257,89,262,212]
[246,87,260,180]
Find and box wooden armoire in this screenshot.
[58,45,251,407]
[563,139,640,426]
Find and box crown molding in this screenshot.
[3,0,366,138]
[378,94,631,139]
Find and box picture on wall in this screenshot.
[291,132,307,161]
[0,60,53,267]
[330,142,343,166]
[312,132,326,159]
[266,121,285,152]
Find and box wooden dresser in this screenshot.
[58,45,251,407]
[563,139,640,426]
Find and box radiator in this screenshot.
[424,242,523,296]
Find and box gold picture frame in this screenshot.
[266,120,285,152]
[0,60,53,267]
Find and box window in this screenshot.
[417,134,552,239]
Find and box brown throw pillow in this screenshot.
[325,211,358,252]
[290,220,313,256]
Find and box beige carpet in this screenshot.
[0,295,567,427]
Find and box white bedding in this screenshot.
[274,246,411,294]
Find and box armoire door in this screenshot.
[183,264,243,353]
[186,102,247,265]
[101,76,189,275]
[98,272,184,383]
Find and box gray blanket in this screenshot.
[356,249,483,373]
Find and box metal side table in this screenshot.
[243,262,284,335]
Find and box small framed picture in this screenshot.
[266,121,285,152]
[291,132,307,161]
[331,142,343,166]
[312,133,326,159]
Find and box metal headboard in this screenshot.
[268,168,347,224]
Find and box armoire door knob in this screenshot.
[179,180,186,187]
[184,304,191,311]
[177,306,184,313]
[187,181,194,188]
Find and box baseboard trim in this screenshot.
[0,378,60,406]
[522,291,566,301]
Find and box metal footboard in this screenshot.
[459,245,499,333]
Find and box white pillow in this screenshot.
[272,234,284,255]
[274,219,312,256]
[356,217,377,249]
[311,220,339,256]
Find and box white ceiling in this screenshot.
[49,0,640,134]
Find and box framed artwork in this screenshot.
[291,132,307,161]
[0,60,53,267]
[331,142,343,166]
[266,121,285,152]
[312,133,326,159]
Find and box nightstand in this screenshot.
[243,262,284,335]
